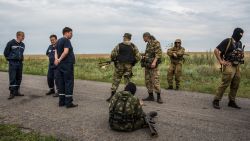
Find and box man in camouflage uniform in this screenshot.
[109,82,157,132]
[167,39,185,90]
[213,28,244,109]
[106,33,141,102]
[141,32,163,104]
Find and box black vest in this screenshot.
[116,43,136,64]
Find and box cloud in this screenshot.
[0,0,249,54]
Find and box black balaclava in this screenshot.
[232,28,244,42]
[124,82,137,95]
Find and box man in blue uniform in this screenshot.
[54,27,78,108]
[4,31,25,100]
[46,34,59,97]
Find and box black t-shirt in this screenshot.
[216,38,242,61]
[46,45,56,65]
[56,37,75,64]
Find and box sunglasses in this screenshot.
[175,42,181,44]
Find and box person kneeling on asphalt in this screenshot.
[109,82,158,133]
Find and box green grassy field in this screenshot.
[0,52,250,98]
[0,124,57,141]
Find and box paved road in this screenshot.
[0,72,249,141]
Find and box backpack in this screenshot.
[109,91,138,131]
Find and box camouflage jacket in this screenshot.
[167,46,185,63]
[109,91,144,131]
[145,39,162,59]
[111,41,141,64]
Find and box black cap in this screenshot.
[124,82,137,95]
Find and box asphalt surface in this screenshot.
[0,71,249,141]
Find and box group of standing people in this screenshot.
[106,32,187,104]
[4,27,78,108]
[3,27,245,133]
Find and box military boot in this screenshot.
[175,86,179,90]
[106,91,115,102]
[167,86,173,90]
[142,93,154,101]
[212,100,220,109]
[157,93,163,104]
[228,100,241,109]
[46,89,55,95]
[8,90,15,100]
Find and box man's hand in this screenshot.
[151,61,157,68]
[220,60,231,66]
[54,59,60,66]
[173,53,177,58]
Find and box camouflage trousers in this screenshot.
[110,114,146,132]
[145,67,161,94]
[214,65,241,101]
[111,63,133,92]
[167,63,182,87]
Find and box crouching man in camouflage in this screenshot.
[109,82,158,133]
[106,33,141,102]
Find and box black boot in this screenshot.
[167,86,173,90]
[106,91,115,102]
[157,93,163,104]
[213,100,220,109]
[8,90,15,100]
[46,89,55,95]
[175,86,179,90]
[142,93,154,101]
[15,90,24,96]
[228,100,241,109]
[66,103,78,108]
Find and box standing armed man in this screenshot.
[167,39,185,90]
[141,32,163,104]
[213,28,244,109]
[106,33,141,102]
[4,31,25,100]
[55,27,78,108]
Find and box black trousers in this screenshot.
[56,63,74,106]
[47,65,58,91]
[8,61,23,93]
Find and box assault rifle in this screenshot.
[98,60,117,69]
[144,111,158,137]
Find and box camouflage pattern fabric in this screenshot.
[144,39,162,94]
[167,46,185,87]
[145,68,161,94]
[109,91,146,131]
[111,41,141,63]
[111,63,133,92]
[110,41,140,92]
[214,65,241,101]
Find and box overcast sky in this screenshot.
[0,0,249,54]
